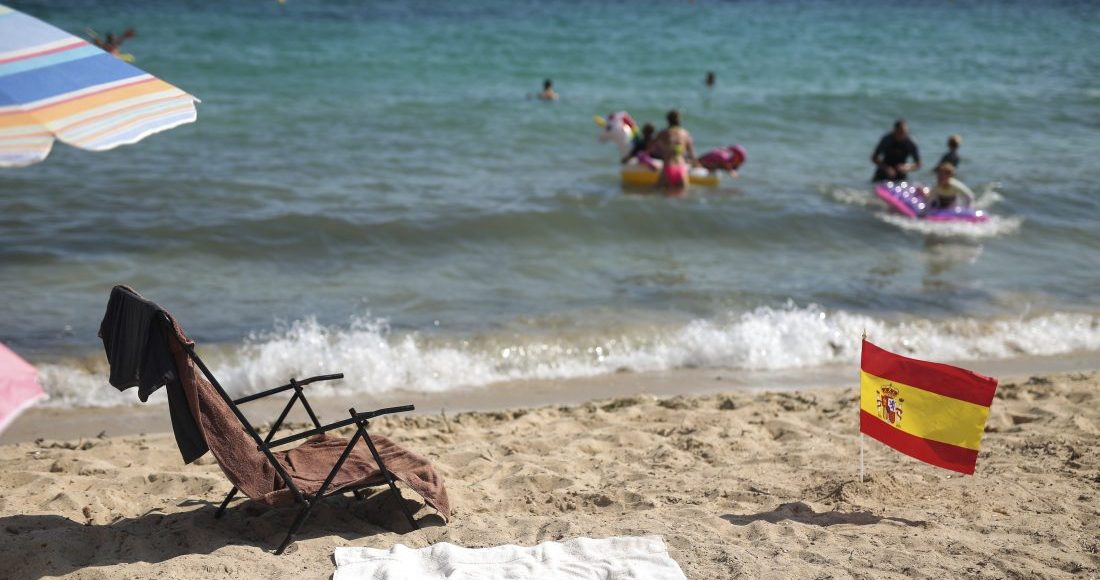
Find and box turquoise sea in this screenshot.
[2,0,1099,407]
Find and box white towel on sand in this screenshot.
[333,535,687,580]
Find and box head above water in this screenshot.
[705,71,715,86]
[642,123,655,138]
[728,144,747,166]
[666,110,681,127]
[948,134,962,149]
[543,79,553,90]
[936,162,956,178]
[893,119,908,139]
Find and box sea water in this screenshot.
[2,0,1099,407]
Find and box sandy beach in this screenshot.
[1,369,1097,579]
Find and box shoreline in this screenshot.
[5,350,1099,444]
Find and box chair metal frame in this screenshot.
[178,336,419,555]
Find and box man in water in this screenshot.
[649,110,697,190]
[539,79,559,101]
[937,134,962,170]
[871,119,920,182]
[705,71,716,88]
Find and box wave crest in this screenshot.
[37,304,1100,408]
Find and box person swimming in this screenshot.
[698,144,746,177]
[937,134,962,170]
[649,110,697,191]
[539,79,559,101]
[86,27,135,58]
[928,163,975,210]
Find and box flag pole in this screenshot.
[860,434,865,483]
[860,329,866,483]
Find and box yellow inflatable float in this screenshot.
[620,163,719,187]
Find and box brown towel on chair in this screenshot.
[270,433,450,519]
[137,289,451,520]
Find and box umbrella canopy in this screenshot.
[0,4,197,167]
[0,341,45,434]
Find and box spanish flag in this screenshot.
[860,340,998,475]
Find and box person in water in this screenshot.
[698,144,746,177]
[928,163,975,210]
[705,71,716,88]
[539,79,559,101]
[87,27,135,57]
[937,134,962,170]
[871,119,920,182]
[622,123,656,165]
[649,110,697,190]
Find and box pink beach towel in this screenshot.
[0,342,46,434]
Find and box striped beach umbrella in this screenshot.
[0,4,197,167]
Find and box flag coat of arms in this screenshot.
[860,340,998,475]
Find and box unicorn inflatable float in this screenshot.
[595,111,746,188]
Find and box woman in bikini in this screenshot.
[649,110,697,193]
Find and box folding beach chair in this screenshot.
[99,286,450,554]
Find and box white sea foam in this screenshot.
[824,186,881,208]
[876,212,1022,238]
[826,183,1016,238]
[972,184,1004,210]
[36,304,1100,408]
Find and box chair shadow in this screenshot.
[721,501,927,528]
[0,492,439,578]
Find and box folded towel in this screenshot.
[334,535,687,580]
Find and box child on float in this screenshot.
[622,123,657,169]
[929,163,975,209]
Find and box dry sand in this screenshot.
[1,370,1098,579]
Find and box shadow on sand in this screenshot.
[0,492,443,578]
[722,501,927,528]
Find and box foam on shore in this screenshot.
[36,304,1100,408]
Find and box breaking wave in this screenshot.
[37,304,1100,408]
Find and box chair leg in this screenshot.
[385,478,420,532]
[354,420,420,531]
[214,487,238,519]
[275,502,313,555]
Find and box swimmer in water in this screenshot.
[871,119,921,182]
[87,27,135,58]
[698,144,746,177]
[649,110,697,192]
[539,79,559,101]
[936,134,962,170]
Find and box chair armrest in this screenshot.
[234,373,344,405]
[355,405,415,420]
[263,404,415,449]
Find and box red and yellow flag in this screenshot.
[860,340,998,475]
